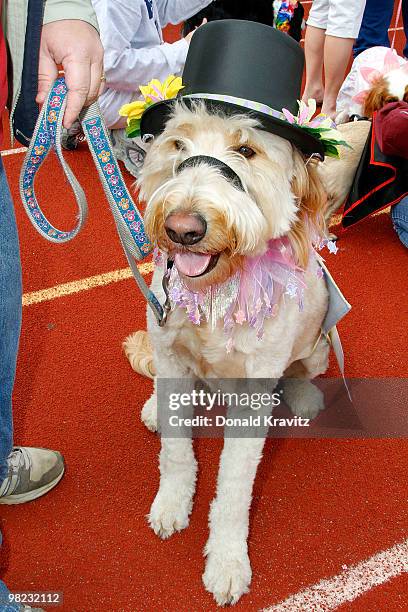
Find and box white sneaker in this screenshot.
[0,447,65,505]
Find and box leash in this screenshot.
[19,77,169,326]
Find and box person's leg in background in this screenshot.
[320,35,356,116]
[391,196,408,247]
[0,160,25,611]
[0,159,22,493]
[0,159,64,507]
[302,0,328,103]
[0,159,65,609]
[353,0,394,57]
[303,25,326,103]
[319,0,366,118]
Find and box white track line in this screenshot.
[22,262,154,306]
[1,146,27,157]
[264,538,408,611]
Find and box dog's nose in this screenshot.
[165,213,207,245]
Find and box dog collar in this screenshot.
[177,155,244,191]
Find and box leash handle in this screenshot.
[19,77,165,324]
[19,79,87,243]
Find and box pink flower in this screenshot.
[234,309,246,325]
[50,96,61,108]
[104,163,115,175]
[125,210,135,222]
[89,126,101,138]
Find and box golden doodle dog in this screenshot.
[128,102,334,605]
[124,22,349,606]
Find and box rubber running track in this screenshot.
[1,13,407,612]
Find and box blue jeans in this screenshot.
[392,196,408,248]
[354,0,408,58]
[0,158,23,612]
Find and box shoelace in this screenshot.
[0,448,29,497]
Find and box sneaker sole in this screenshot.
[0,466,65,505]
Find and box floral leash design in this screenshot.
[19,77,166,325]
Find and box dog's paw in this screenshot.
[283,379,325,420]
[141,395,158,432]
[148,489,191,539]
[203,550,251,606]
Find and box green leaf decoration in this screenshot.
[126,118,141,139]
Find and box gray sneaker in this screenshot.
[0,447,65,505]
[110,128,146,178]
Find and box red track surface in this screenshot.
[1,13,407,612]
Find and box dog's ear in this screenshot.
[363,76,398,117]
[289,151,327,269]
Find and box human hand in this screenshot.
[36,20,104,128]
[184,18,207,44]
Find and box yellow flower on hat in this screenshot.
[118,100,147,122]
[119,74,184,138]
[139,75,184,103]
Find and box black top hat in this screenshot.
[140,20,325,158]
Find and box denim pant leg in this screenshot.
[391,196,408,248]
[0,161,22,612]
[0,159,22,483]
[0,577,21,612]
[354,0,394,56]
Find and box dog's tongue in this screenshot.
[174,252,212,277]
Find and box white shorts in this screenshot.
[307,0,367,39]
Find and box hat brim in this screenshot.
[140,96,325,159]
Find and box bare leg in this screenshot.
[302,25,326,103]
[321,35,355,118]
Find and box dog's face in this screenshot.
[140,103,324,290]
[363,67,408,117]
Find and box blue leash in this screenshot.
[19,77,167,325]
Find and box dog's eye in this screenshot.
[174,140,184,151]
[236,145,255,159]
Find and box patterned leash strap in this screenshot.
[19,77,165,325]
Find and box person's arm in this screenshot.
[98,1,189,91]
[37,0,104,127]
[156,0,213,27]
[43,0,99,30]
